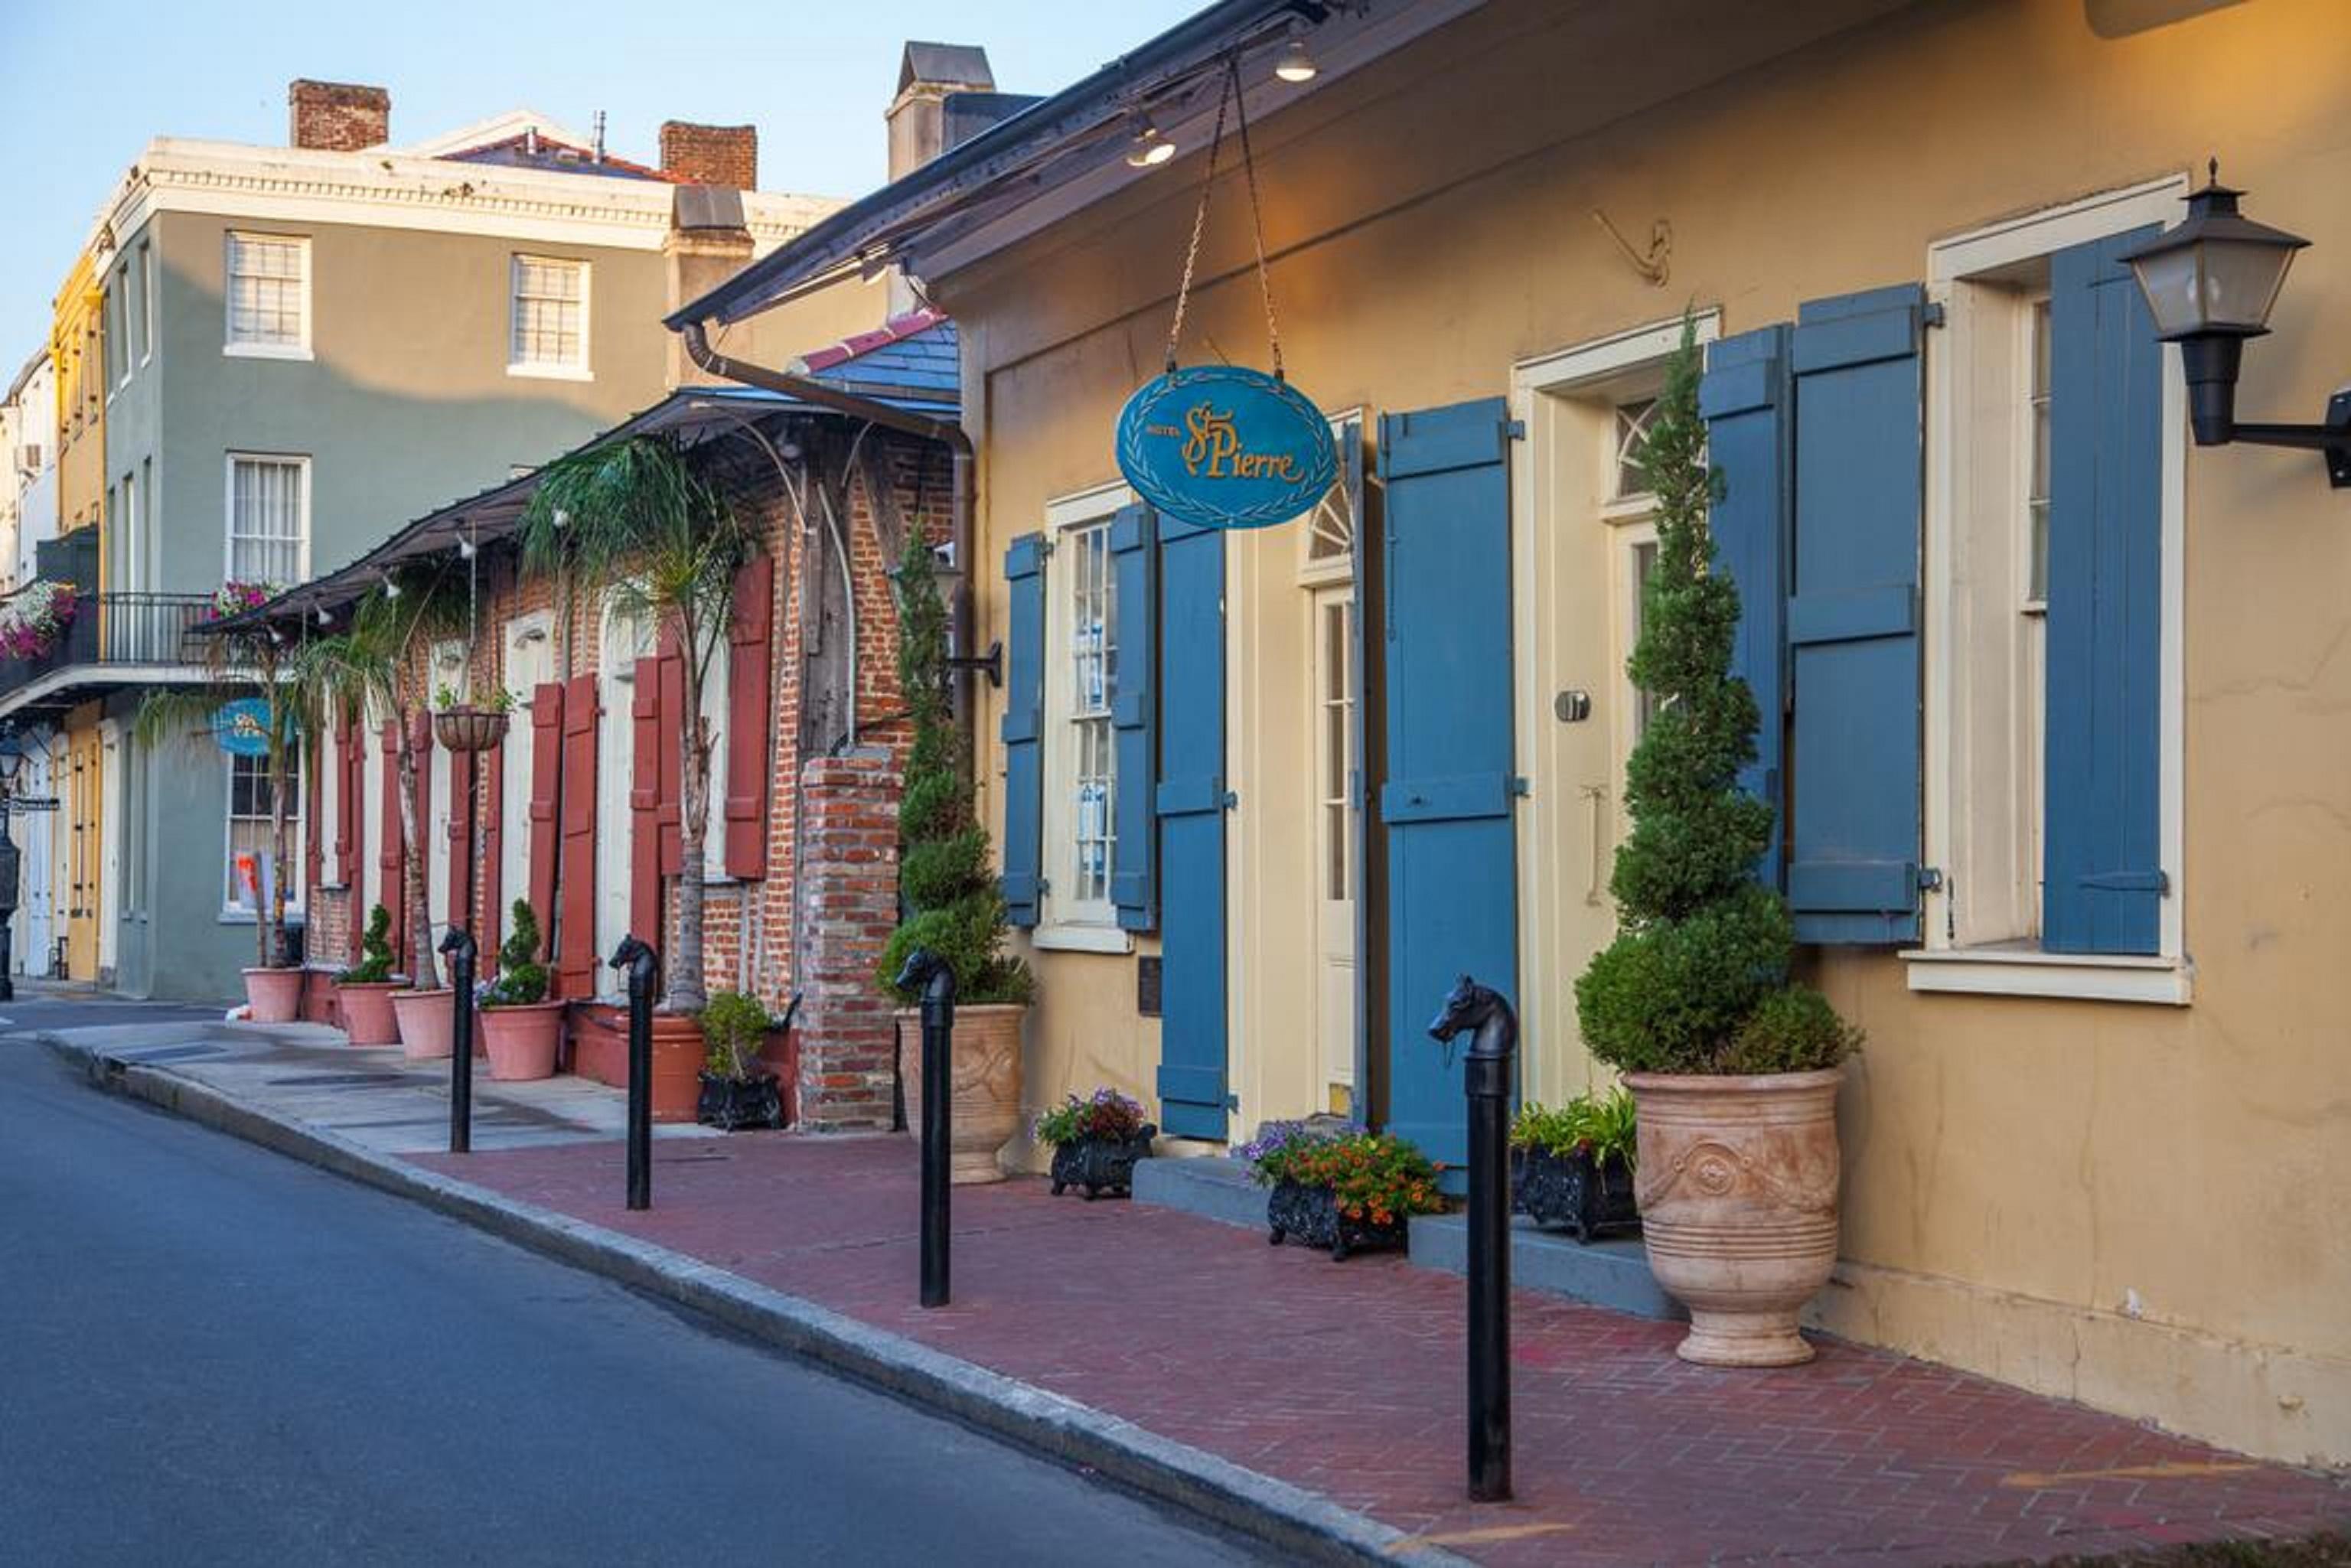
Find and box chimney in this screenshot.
[289,80,390,152]
[664,186,754,390]
[660,122,758,190]
[885,42,996,314]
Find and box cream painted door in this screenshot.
[1310,585,1358,1113]
[500,614,555,934]
[595,601,651,1001]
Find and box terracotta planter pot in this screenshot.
[391,988,458,1062]
[480,1001,564,1081]
[567,1005,704,1123]
[334,980,403,1046]
[899,1002,1027,1185]
[243,967,305,1024]
[1625,1069,1844,1368]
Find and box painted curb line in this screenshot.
[41,1034,1469,1566]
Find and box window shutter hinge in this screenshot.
[1221,790,1239,810]
[1508,774,1531,797]
[1224,1092,1241,1110]
[1504,419,1527,442]
[1038,877,1052,895]
[1920,302,1947,330]
[1917,865,1944,892]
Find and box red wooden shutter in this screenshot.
[656,629,684,877]
[406,710,432,970]
[528,681,564,955]
[556,673,598,999]
[304,727,324,910]
[479,740,504,967]
[631,656,664,948]
[446,745,476,935]
[724,556,774,879]
[378,719,405,969]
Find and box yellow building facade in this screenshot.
[46,248,112,981]
[681,0,2349,1466]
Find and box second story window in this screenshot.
[227,454,308,587]
[225,233,310,357]
[510,256,590,377]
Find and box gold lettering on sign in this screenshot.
[1179,402,1300,483]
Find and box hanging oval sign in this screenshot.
[211,696,278,758]
[1115,366,1337,530]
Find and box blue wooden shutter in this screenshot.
[1155,514,1228,1139]
[1700,324,1795,891]
[1109,503,1158,931]
[1378,397,1516,1174]
[2044,227,2166,954]
[999,532,1046,927]
[1788,285,1928,943]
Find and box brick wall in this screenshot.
[660,122,757,189]
[791,751,902,1130]
[289,80,390,152]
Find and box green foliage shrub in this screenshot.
[341,905,397,985]
[878,540,1033,1006]
[701,990,773,1081]
[1572,321,1858,1077]
[484,899,549,1008]
[1511,1087,1639,1167]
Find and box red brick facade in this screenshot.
[659,122,758,189]
[791,753,904,1130]
[289,80,390,152]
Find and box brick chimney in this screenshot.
[660,122,758,190]
[884,43,996,314]
[289,80,390,152]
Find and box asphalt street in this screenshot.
[0,1024,1267,1566]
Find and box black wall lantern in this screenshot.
[2120,163,2349,487]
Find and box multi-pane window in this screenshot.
[1629,536,1662,741]
[1318,597,1355,901]
[225,748,302,912]
[107,269,129,388]
[225,233,308,352]
[510,256,589,373]
[1066,522,1117,908]
[227,455,307,585]
[1613,398,1659,500]
[2023,298,2052,609]
[137,242,155,363]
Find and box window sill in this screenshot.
[1032,922,1132,955]
[507,362,593,383]
[1900,944,2191,1006]
[223,342,312,362]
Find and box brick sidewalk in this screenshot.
[413,1133,2349,1566]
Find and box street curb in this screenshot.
[41,1034,1468,1566]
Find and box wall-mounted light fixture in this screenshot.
[2121,164,2349,487]
[1125,114,1177,169]
[1274,24,1319,83]
[887,544,1003,686]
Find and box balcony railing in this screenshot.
[0,592,218,703]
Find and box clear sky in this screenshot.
[0,0,1207,369]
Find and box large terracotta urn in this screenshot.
[242,967,305,1024]
[900,1003,1027,1185]
[391,988,457,1062]
[334,980,403,1046]
[479,1001,564,1081]
[1624,1069,1844,1368]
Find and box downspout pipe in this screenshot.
[680,322,977,755]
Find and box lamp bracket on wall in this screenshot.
[1592,209,1671,287]
[947,640,1004,689]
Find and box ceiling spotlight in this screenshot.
[458,536,477,559]
[1275,31,1319,83]
[383,577,401,598]
[1126,116,1176,169]
[552,507,570,530]
[315,607,331,627]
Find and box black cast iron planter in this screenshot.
[1265,1178,1408,1261]
[696,1070,784,1132]
[1512,1146,1639,1243]
[1047,1126,1158,1199]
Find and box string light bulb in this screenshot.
[1274,31,1319,83]
[1125,116,1176,168]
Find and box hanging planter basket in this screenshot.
[433,706,509,753]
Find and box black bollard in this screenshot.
[611,934,660,1211]
[892,947,954,1308]
[1428,973,1518,1504]
[439,927,478,1154]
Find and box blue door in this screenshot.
[1154,513,1229,1139]
[1377,398,1517,1174]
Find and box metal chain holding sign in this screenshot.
[1162,55,1286,383]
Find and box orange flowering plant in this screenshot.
[1285,1131,1446,1230]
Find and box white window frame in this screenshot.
[697,634,731,883]
[138,240,155,367]
[1909,174,2190,1006]
[1035,481,1132,952]
[222,747,305,919]
[1294,410,1366,587]
[507,254,592,381]
[223,232,311,360]
[109,263,132,393]
[223,452,312,585]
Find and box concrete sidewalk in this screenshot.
[34,1021,2351,1566]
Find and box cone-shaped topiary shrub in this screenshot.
[879,538,1033,1006]
[484,899,550,1008]
[343,905,397,985]
[1573,321,1859,1076]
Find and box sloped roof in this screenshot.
[789,309,958,406]
[900,42,995,93]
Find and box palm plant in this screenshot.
[517,435,754,1013]
[134,614,329,973]
[292,562,466,990]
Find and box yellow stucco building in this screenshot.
[677,0,2351,1468]
[46,246,112,982]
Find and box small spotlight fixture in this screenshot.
[1274,29,1319,83]
[315,606,331,627]
[552,507,570,530]
[1126,115,1176,168]
[383,577,401,598]
[458,536,476,559]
